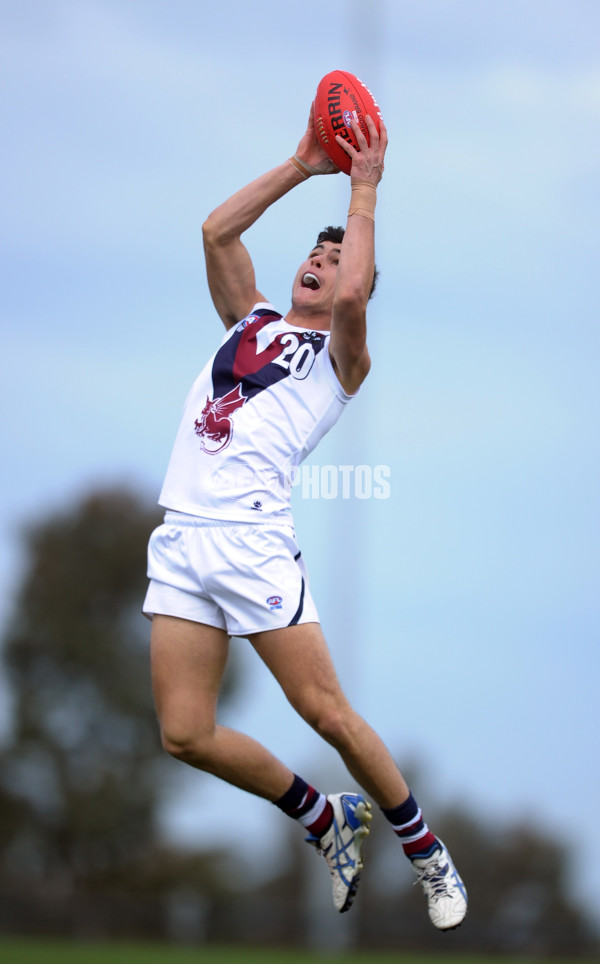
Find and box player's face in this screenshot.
[291,240,341,314]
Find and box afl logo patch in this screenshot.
[237,314,260,331]
[343,109,356,128]
[267,595,283,610]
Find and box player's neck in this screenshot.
[285,306,331,331]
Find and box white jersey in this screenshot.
[159,303,356,524]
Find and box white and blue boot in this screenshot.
[412,839,468,930]
[306,792,372,913]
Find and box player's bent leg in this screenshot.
[150,614,293,800]
[249,622,409,808]
[151,614,229,760]
[250,622,468,927]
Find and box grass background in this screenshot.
[0,942,596,964]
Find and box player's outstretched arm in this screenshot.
[203,105,339,330]
[202,165,294,330]
[329,116,387,394]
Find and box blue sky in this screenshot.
[1,0,599,921]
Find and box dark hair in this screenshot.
[316,225,379,300]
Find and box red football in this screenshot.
[313,70,382,175]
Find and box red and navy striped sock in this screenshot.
[381,791,440,860]
[274,774,333,838]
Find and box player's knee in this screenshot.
[160,724,216,768]
[299,698,355,749]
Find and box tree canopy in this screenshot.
[0,487,165,887]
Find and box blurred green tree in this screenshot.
[0,487,166,890]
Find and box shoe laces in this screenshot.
[414,856,453,900]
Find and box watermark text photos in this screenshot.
[291,463,391,500]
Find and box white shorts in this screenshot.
[143,511,319,637]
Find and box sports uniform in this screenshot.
[148,114,468,930]
[143,303,355,635]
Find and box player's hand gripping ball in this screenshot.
[314,70,382,175]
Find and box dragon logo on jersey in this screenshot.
[194,309,326,455]
[194,384,247,454]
